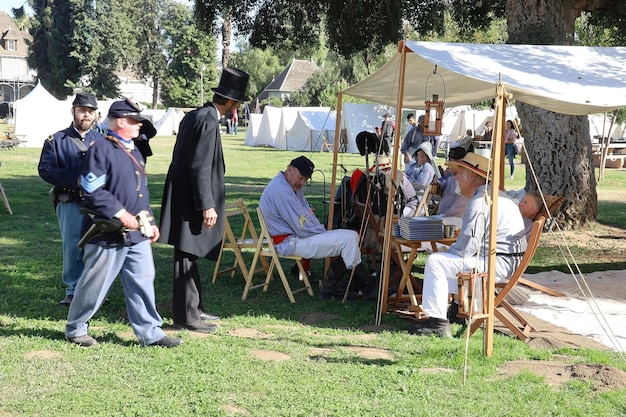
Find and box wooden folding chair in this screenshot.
[0,162,12,215]
[467,216,546,342]
[242,208,314,303]
[212,199,268,283]
[414,184,431,217]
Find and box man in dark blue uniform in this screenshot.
[38,93,103,306]
[65,98,182,348]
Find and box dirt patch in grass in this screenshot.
[543,223,626,263]
[309,346,394,361]
[498,360,626,392]
[24,350,62,360]
[251,349,291,361]
[229,328,273,339]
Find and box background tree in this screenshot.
[228,44,284,100]
[194,0,263,68]
[503,0,622,229]
[28,0,81,98]
[160,2,217,108]
[130,0,169,108]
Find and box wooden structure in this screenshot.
[242,208,314,303]
[467,216,546,342]
[212,199,269,283]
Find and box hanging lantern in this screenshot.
[423,65,445,136]
[456,269,488,318]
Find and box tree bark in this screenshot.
[506,0,606,229]
[221,16,232,68]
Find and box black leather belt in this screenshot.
[406,196,418,203]
[496,252,525,257]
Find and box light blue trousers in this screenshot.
[56,201,84,296]
[65,240,165,345]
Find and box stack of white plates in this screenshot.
[398,216,444,240]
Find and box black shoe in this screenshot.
[147,336,183,348]
[200,312,221,322]
[447,301,468,325]
[174,321,218,334]
[408,317,452,338]
[67,334,98,347]
[59,295,73,306]
[319,278,358,300]
[361,287,379,302]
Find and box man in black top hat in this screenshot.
[38,93,104,306]
[159,67,250,333]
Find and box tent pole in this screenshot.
[326,93,344,277]
[378,41,409,325]
[484,82,506,356]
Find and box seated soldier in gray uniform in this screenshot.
[259,156,378,300]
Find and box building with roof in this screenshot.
[0,11,36,111]
[256,59,321,103]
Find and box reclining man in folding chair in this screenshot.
[259,156,378,301]
[409,153,527,337]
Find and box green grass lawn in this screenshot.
[0,126,625,416]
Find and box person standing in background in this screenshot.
[159,68,250,333]
[38,93,103,306]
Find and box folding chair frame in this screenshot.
[212,199,268,283]
[242,208,314,303]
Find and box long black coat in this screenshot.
[159,104,225,259]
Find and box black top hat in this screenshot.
[211,67,250,102]
[72,93,98,109]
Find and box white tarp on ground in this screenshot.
[13,82,71,148]
[515,270,626,352]
[244,113,263,146]
[342,103,395,154]
[254,106,283,147]
[154,107,184,136]
[343,41,626,115]
[274,107,331,150]
[283,110,336,152]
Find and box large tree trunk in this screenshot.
[517,103,597,228]
[506,0,600,229]
[221,16,232,68]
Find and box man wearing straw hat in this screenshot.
[409,153,527,337]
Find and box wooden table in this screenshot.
[388,235,457,311]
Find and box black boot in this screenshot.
[320,258,350,299]
[353,263,379,301]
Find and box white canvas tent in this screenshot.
[154,107,184,136]
[274,107,331,150]
[341,103,395,154]
[13,82,71,148]
[284,110,337,152]
[333,40,626,355]
[254,106,283,147]
[244,113,263,146]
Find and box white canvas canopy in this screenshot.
[284,110,336,152]
[334,41,626,354]
[343,41,626,115]
[13,82,71,148]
